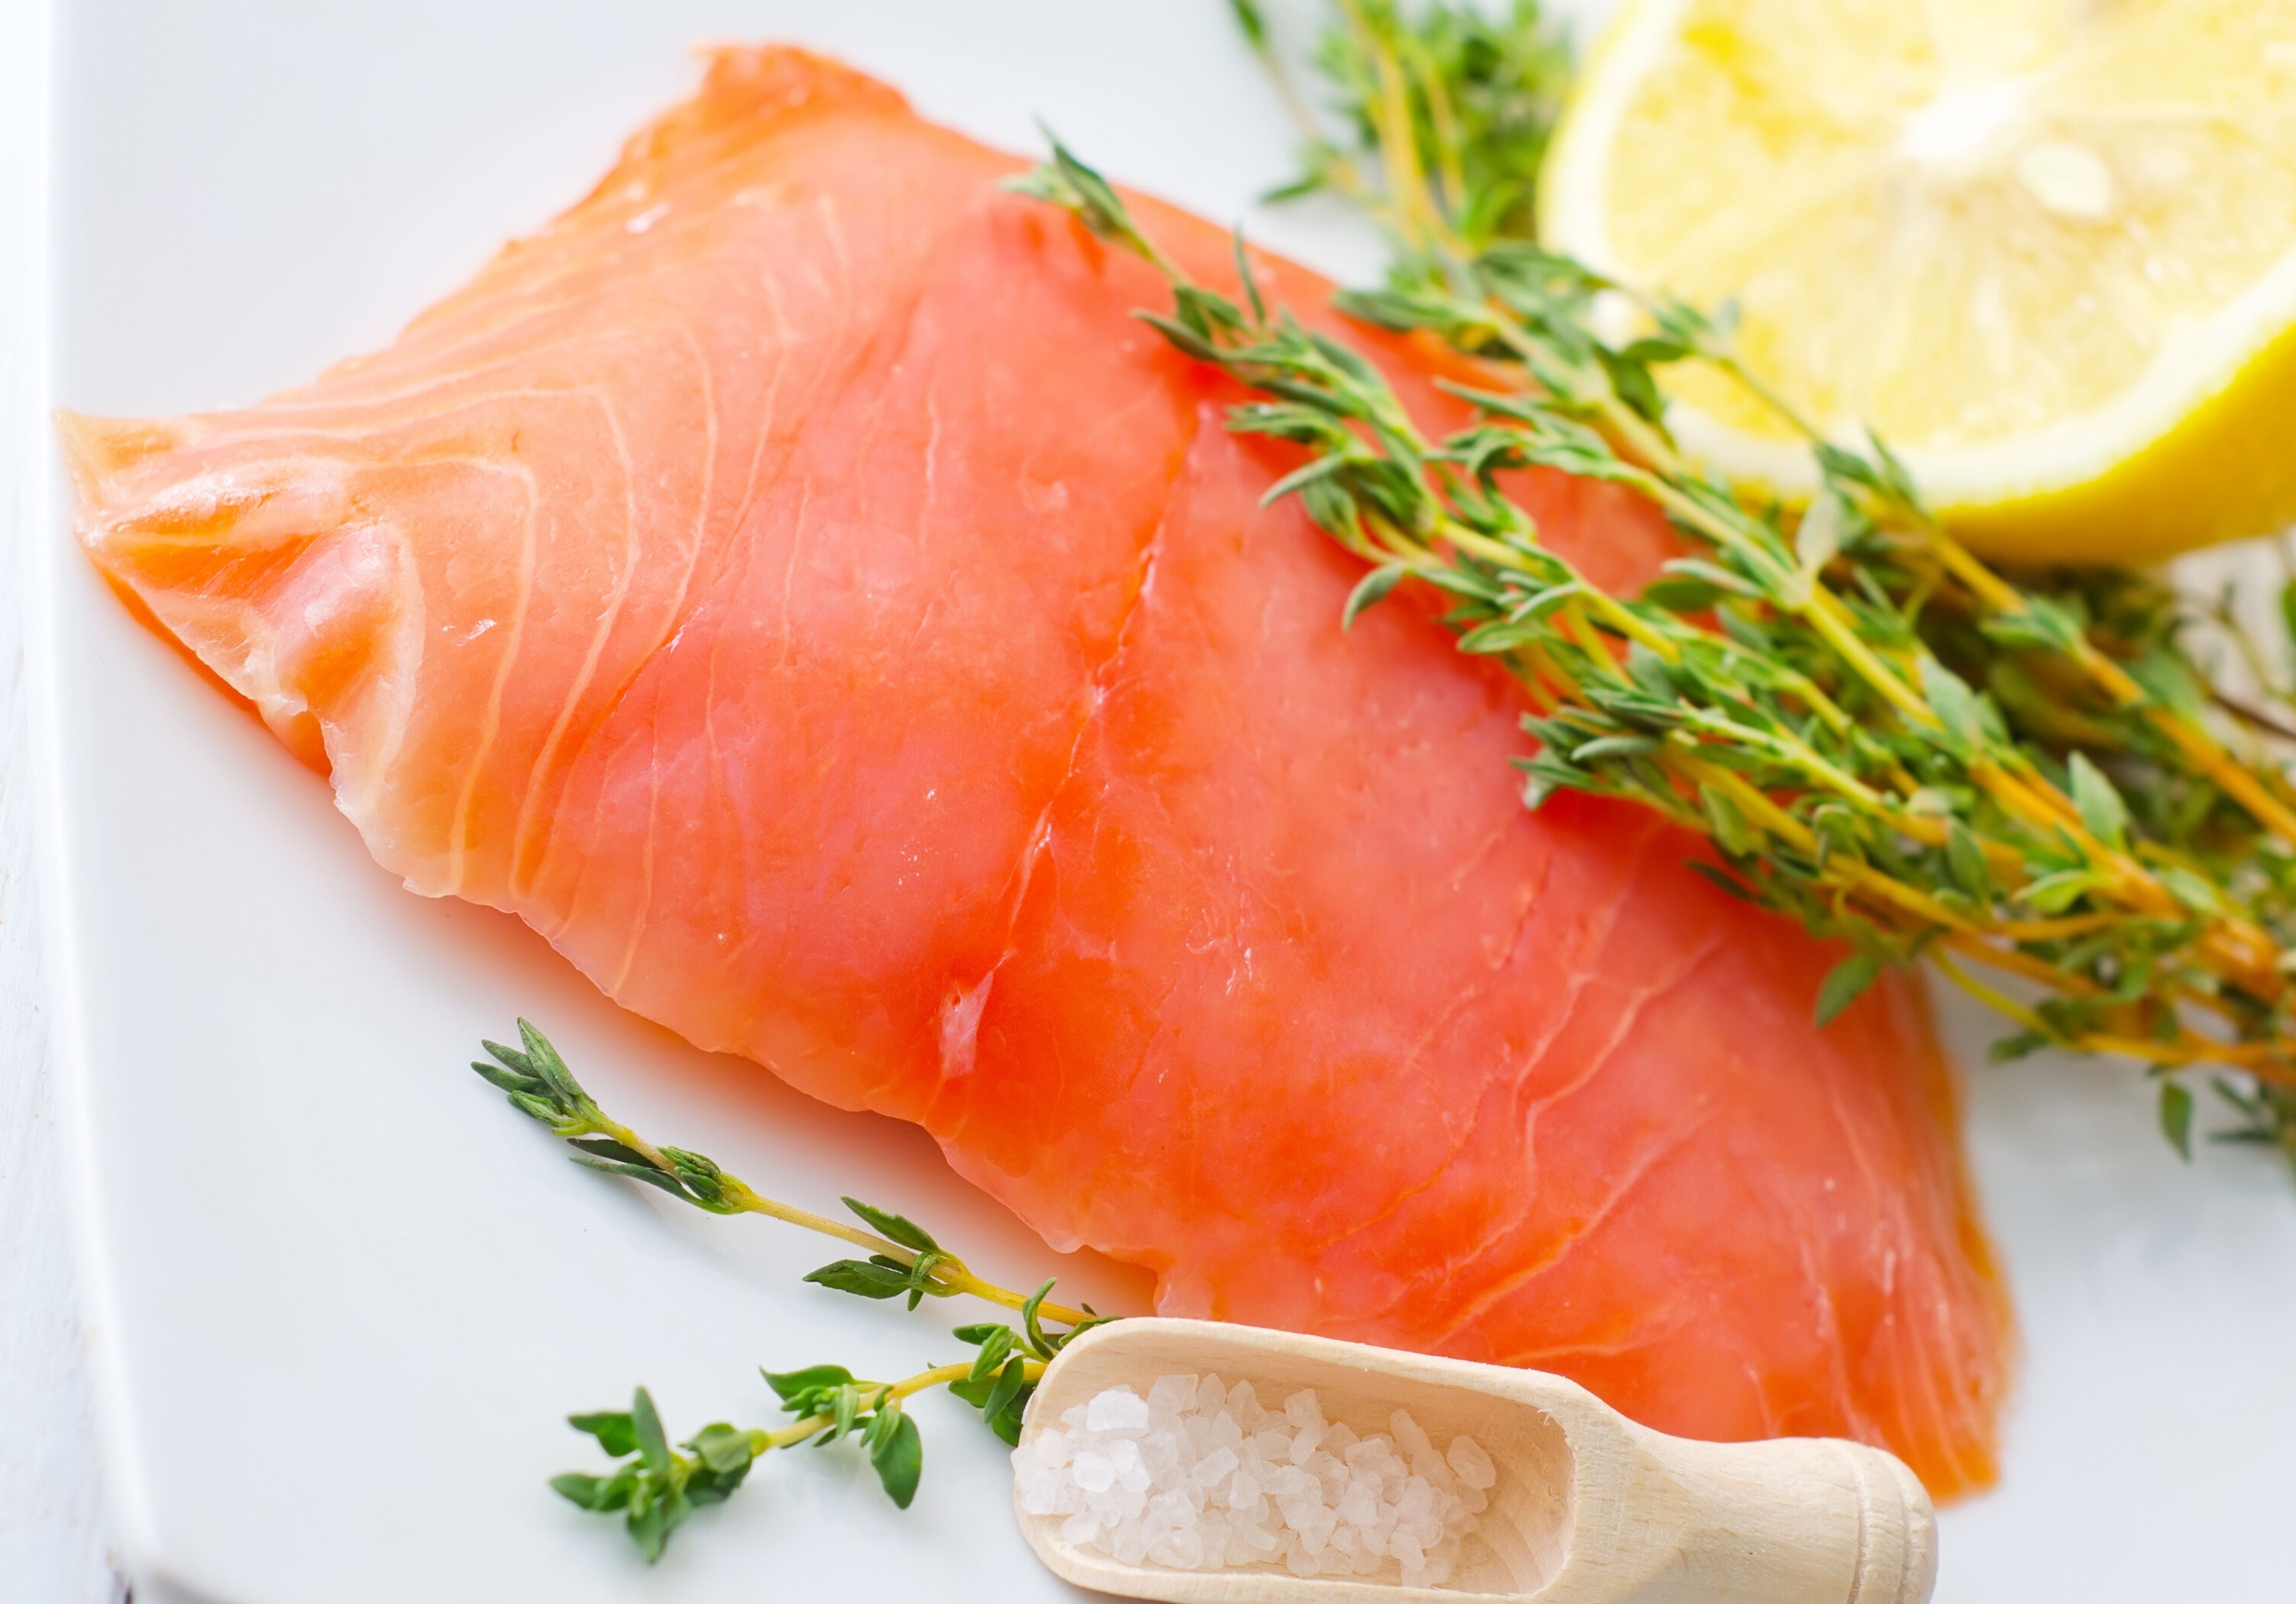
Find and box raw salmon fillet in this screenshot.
[61,46,2009,1493]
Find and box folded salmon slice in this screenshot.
[61,46,2010,1493]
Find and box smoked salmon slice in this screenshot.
[59,45,2010,1494]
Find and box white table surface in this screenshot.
[0,0,119,1594]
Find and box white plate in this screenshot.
[24,2,2296,1601]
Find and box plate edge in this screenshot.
[8,0,172,1588]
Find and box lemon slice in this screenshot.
[1539,0,2296,563]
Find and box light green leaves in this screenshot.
[474,1023,755,1215]
[1814,952,1882,1029]
[2158,1078,2195,1161]
[2014,867,2109,916]
[764,1365,927,1507]
[1344,563,1408,628]
[803,1248,951,1310]
[866,1408,923,1508]
[964,1322,1016,1383]
[1917,657,1986,750]
[568,1407,637,1458]
[840,1197,939,1254]
[947,1354,1033,1447]
[1792,490,1844,587]
[1000,133,1143,262]
[2065,752,2130,853]
[1699,783,1757,859]
[1944,823,1993,903]
[632,1386,671,1470]
[762,1364,855,1411]
[472,1020,598,1134]
[551,1388,760,1563]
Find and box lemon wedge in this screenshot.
[1539,0,2296,564]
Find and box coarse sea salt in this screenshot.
[1012,1374,1497,1587]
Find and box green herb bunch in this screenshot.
[1012,4,2296,1170]
[474,1024,1112,1559]
[1234,0,1570,250]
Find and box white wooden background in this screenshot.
[0,557,129,1604]
[0,0,127,1593]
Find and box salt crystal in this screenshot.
[1109,1438,1151,1492]
[1141,1430,1185,1486]
[1295,1503,1338,1553]
[1263,1464,1311,1500]
[1019,1373,1494,1586]
[1447,1434,1497,1490]
[1149,1489,1194,1522]
[1149,1374,1197,1417]
[1193,1446,1239,1487]
[1113,1517,1149,1565]
[1283,1389,1326,1432]
[1225,1381,1263,1427]
[1159,1525,1206,1569]
[1088,1388,1151,1435]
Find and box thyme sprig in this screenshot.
[477,1023,1115,1560]
[473,1021,1100,1324]
[548,1364,950,1560]
[1234,0,1570,253]
[1014,130,2296,1168]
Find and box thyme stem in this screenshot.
[471,1022,1099,1326]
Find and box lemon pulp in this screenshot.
[1541,0,2296,563]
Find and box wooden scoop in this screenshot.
[1015,1318,1935,1604]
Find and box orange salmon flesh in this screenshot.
[60,46,2010,1496]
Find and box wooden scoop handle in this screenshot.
[1563,1423,1937,1604]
